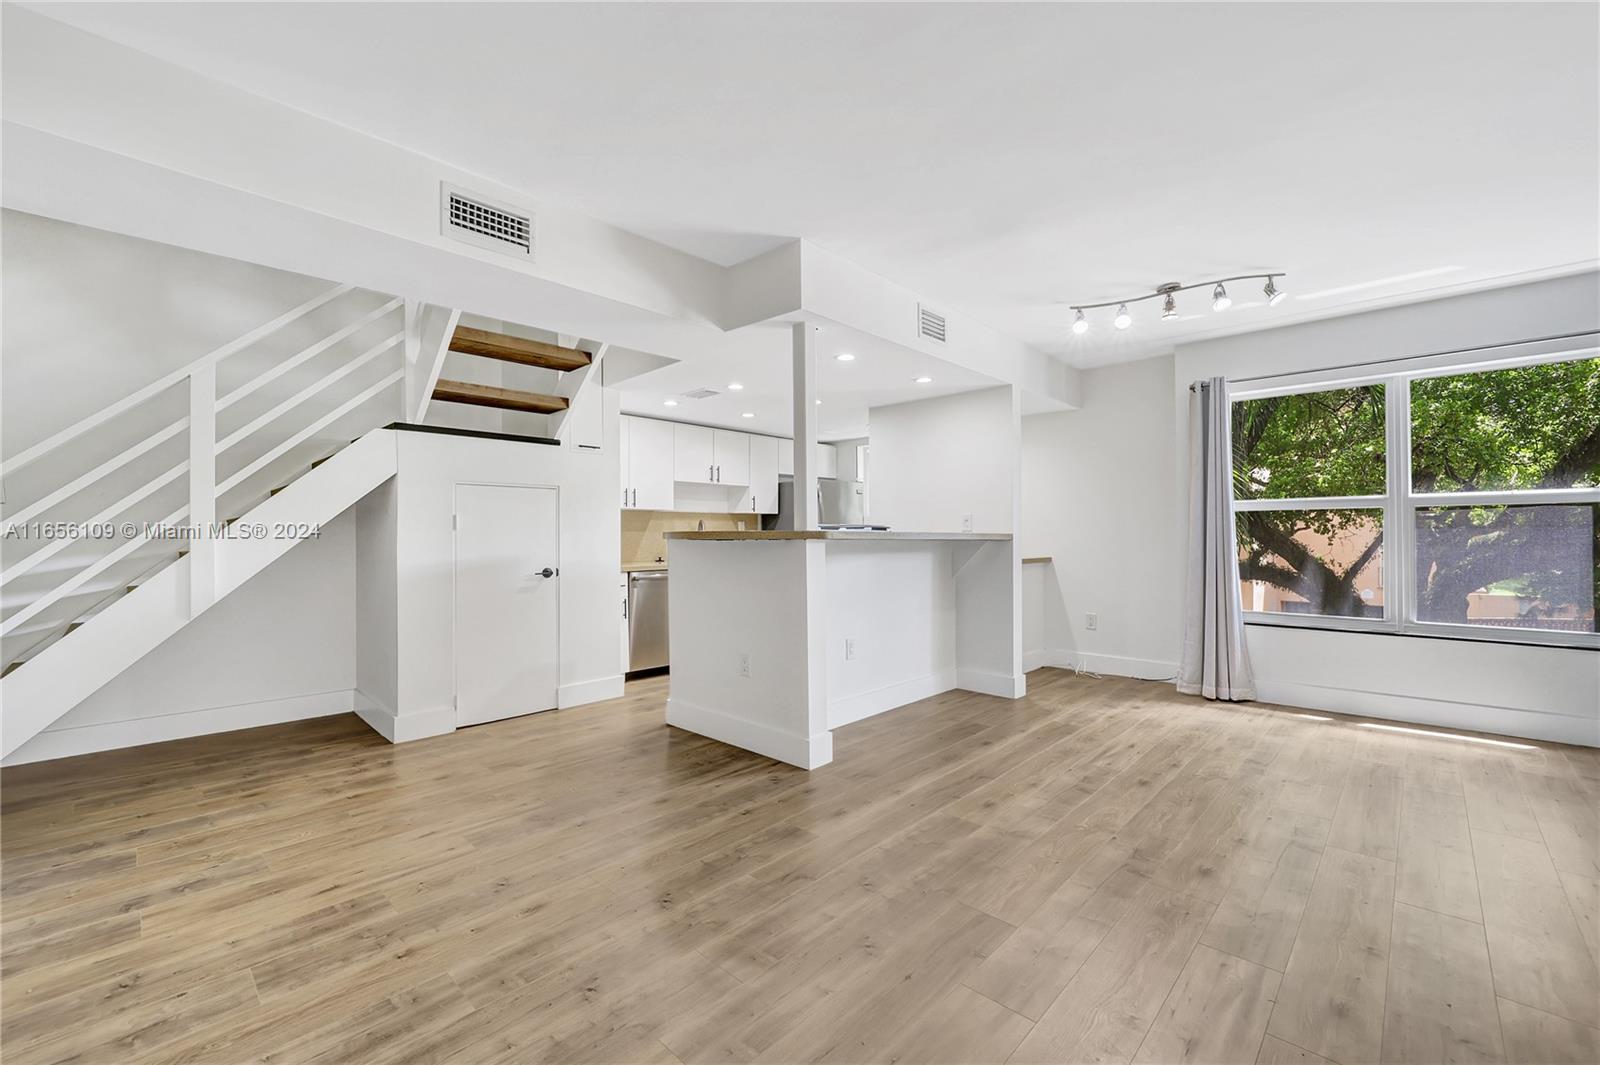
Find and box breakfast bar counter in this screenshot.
[663,530,1021,768]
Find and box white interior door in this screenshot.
[454,483,560,727]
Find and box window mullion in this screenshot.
[1387,375,1412,632]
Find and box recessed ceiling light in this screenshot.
[741,412,755,418]
[727,382,744,391]
[835,353,855,362]
[914,376,933,384]
[663,399,678,407]
[815,399,822,405]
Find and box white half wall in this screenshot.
[5,511,359,764]
[826,541,957,727]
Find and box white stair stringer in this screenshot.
[0,428,398,760]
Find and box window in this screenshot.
[1230,348,1599,646]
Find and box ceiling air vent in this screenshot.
[681,388,720,400]
[917,303,948,344]
[441,183,533,259]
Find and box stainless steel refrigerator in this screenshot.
[767,478,882,530]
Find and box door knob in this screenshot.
[537,567,558,578]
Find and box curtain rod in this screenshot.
[1186,329,1598,391]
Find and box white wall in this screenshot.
[354,479,398,717]
[827,541,956,726]
[2,210,327,457]
[7,510,359,763]
[1021,273,1599,745]
[358,399,624,741]
[868,386,1017,533]
[1021,355,1181,679]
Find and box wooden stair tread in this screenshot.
[431,379,568,415]
[448,327,591,372]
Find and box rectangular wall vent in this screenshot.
[441,182,533,258]
[917,304,948,343]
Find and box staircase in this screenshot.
[427,324,596,424]
[0,284,604,761]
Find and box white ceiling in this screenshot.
[25,3,1600,368]
[609,320,1006,441]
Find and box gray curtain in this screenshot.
[1178,377,1256,701]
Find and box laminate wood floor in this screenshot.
[3,671,1597,1065]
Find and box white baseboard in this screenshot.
[829,669,957,729]
[3,690,356,766]
[353,695,456,744]
[957,667,1026,699]
[1032,650,1179,682]
[666,695,832,770]
[1255,678,1600,749]
[558,674,625,710]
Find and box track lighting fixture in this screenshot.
[1068,273,1285,335]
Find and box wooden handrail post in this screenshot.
[188,364,217,615]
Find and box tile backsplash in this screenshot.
[621,510,753,568]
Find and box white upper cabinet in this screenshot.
[749,435,780,513]
[713,430,750,485]
[620,413,846,512]
[673,423,715,483]
[625,416,674,509]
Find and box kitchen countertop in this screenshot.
[1022,556,1053,564]
[622,563,669,572]
[665,530,1012,542]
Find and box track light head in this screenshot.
[1212,283,1232,311]
[1113,304,1132,329]
[1161,293,1179,321]
[1264,277,1287,306]
[1072,309,1088,335]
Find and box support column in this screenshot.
[791,321,819,530]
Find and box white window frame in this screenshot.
[1230,339,1600,650]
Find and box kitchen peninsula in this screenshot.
[664,530,1021,769]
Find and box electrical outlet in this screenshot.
[1086,612,1098,631]
[844,637,856,661]
[961,514,974,532]
[737,652,750,678]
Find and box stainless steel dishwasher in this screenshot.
[627,570,669,673]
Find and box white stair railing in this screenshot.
[1,283,406,643]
